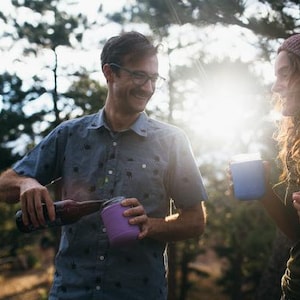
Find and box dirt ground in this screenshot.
[0,248,227,300]
[0,248,54,300]
[0,267,54,300]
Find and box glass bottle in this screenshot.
[15,199,105,233]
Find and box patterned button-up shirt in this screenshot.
[13,108,207,300]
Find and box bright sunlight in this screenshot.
[189,73,260,141]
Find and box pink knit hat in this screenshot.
[278,34,300,57]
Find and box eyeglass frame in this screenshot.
[109,63,166,88]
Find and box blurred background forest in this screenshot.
[0,0,299,299]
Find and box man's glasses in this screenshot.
[109,63,166,88]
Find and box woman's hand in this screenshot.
[292,192,300,221]
[226,160,271,200]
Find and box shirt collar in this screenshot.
[87,108,148,137]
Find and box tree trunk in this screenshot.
[168,242,177,300]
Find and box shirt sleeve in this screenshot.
[13,124,67,186]
[168,129,208,209]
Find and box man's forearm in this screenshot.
[0,169,21,203]
[147,203,206,242]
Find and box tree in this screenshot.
[62,72,107,118]
[9,0,94,128]
[0,72,48,170]
[1,0,109,154]
[119,0,299,38]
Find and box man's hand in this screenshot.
[19,177,55,228]
[121,197,148,239]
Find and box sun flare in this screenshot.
[180,64,269,156]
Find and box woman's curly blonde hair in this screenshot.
[273,52,300,183]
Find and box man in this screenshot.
[0,31,207,300]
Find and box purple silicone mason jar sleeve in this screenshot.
[101,196,140,247]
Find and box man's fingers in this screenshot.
[20,187,54,227]
[20,195,29,226]
[43,189,55,222]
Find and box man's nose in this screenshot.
[141,78,155,93]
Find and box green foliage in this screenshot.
[121,0,298,39]
[0,202,37,256]
[62,73,107,117]
[7,0,96,129]
[12,0,88,49]
[212,200,276,299]
[193,157,277,299]
[0,72,48,170]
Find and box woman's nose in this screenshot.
[271,78,281,94]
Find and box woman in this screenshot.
[257,34,300,300]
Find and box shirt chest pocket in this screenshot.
[122,160,167,205]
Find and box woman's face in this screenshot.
[272,51,300,116]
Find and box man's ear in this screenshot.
[102,64,114,83]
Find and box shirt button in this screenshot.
[100,255,105,261]
[96,285,101,290]
[108,170,113,175]
[102,227,106,233]
[113,142,117,146]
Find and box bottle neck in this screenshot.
[79,199,106,209]
[54,199,108,218]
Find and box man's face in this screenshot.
[272,51,300,116]
[110,55,159,115]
